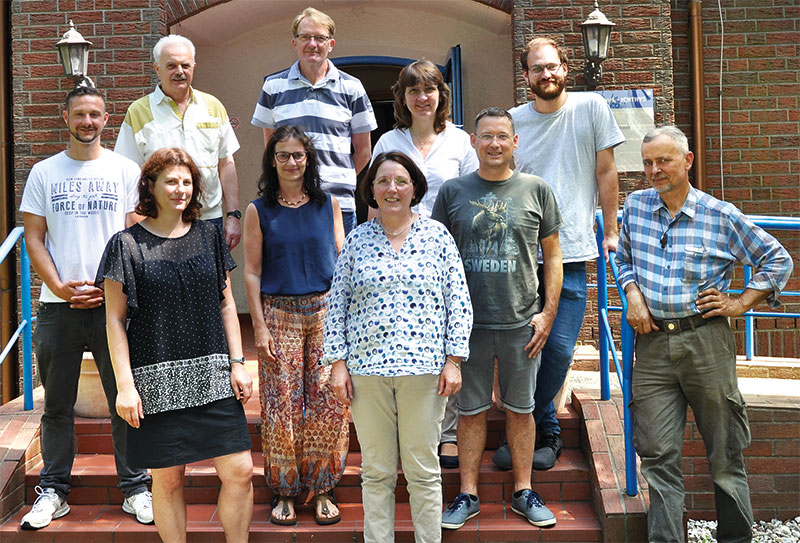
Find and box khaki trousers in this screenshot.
[632,317,753,543]
[350,374,446,543]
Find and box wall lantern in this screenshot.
[580,1,615,88]
[56,20,93,87]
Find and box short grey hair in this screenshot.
[153,35,196,66]
[642,125,690,155]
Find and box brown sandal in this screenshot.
[313,491,341,526]
[270,495,296,526]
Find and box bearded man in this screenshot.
[492,37,624,472]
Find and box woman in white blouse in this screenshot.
[323,151,472,543]
[372,59,478,218]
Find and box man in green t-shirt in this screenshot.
[432,107,563,529]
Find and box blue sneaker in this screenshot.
[511,489,556,527]
[441,492,480,529]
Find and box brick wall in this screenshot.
[683,399,800,520]
[11,0,164,216]
[671,0,799,359]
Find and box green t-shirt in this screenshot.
[432,171,562,329]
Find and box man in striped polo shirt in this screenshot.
[115,35,242,249]
[251,7,377,234]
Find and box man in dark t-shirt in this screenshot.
[432,107,563,529]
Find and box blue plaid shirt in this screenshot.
[616,186,793,319]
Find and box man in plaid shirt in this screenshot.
[616,125,793,543]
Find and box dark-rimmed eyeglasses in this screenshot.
[275,151,307,163]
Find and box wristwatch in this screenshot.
[226,210,242,219]
[230,357,246,365]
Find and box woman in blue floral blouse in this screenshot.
[323,151,473,543]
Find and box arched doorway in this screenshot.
[171,1,512,308]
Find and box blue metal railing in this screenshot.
[0,227,34,410]
[595,211,800,496]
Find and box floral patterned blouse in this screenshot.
[322,217,473,376]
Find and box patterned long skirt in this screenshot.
[259,293,350,497]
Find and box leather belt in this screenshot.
[653,313,719,335]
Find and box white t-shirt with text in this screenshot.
[19,149,139,302]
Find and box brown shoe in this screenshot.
[313,491,341,525]
[269,495,296,526]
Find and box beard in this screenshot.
[69,126,100,144]
[530,75,566,101]
[653,179,679,194]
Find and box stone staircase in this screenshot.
[0,370,602,542]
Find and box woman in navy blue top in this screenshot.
[243,125,346,526]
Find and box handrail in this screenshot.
[0,227,34,410]
[595,211,799,497]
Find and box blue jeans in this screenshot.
[33,303,151,499]
[532,262,587,435]
[341,210,357,236]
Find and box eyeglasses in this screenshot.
[528,63,563,75]
[294,34,331,44]
[275,151,307,163]
[373,177,412,189]
[475,133,513,142]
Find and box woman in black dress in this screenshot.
[104,148,253,542]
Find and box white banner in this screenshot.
[597,89,655,172]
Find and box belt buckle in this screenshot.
[662,318,681,334]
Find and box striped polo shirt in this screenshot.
[251,60,377,212]
[115,85,240,220]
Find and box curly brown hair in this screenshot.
[392,60,452,134]
[135,148,203,222]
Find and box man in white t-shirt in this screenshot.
[18,85,152,530]
[493,37,625,472]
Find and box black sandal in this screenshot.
[269,495,297,526]
[313,490,341,526]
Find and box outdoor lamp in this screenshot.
[56,20,93,87]
[580,1,615,88]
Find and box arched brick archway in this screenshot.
[164,0,512,26]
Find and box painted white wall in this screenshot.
[171,0,513,309]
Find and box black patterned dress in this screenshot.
[101,220,251,468]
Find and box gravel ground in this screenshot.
[688,517,800,542]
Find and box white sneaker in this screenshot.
[20,486,70,530]
[122,490,154,525]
